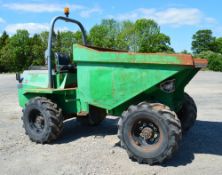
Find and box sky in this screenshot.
[0,0,221,52]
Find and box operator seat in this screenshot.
[55,52,76,72]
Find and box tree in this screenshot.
[89,19,121,49]
[192,30,216,54]
[39,31,49,49]
[59,31,82,54]
[134,19,160,52]
[0,31,10,72]
[30,34,45,65]
[54,31,62,53]
[151,33,174,53]
[180,50,190,54]
[0,30,32,72]
[89,18,174,53]
[52,31,84,57]
[123,19,173,53]
[116,20,135,51]
[89,25,107,47]
[73,31,84,45]
[215,37,222,54]
[0,31,9,49]
[11,30,32,70]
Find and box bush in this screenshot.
[208,57,222,72]
[196,51,222,72]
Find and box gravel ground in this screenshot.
[0,71,222,175]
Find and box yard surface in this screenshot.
[0,71,222,175]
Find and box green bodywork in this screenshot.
[17,44,202,116]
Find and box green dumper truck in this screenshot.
[16,14,208,165]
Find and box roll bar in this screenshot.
[45,16,87,88]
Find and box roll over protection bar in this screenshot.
[45,16,87,88]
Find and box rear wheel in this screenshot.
[77,106,107,126]
[22,97,63,143]
[118,102,181,165]
[177,93,197,132]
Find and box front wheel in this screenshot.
[118,102,182,165]
[22,97,63,143]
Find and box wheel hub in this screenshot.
[140,127,153,139]
[34,115,44,129]
[132,120,160,146]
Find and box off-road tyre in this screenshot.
[177,93,197,132]
[77,106,107,126]
[22,97,63,143]
[118,102,182,165]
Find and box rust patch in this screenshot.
[194,58,208,68]
[77,111,88,116]
[176,54,194,66]
[86,45,127,52]
[128,120,163,152]
[151,103,167,111]
[78,44,205,67]
[140,126,163,152]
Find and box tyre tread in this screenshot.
[22,97,63,143]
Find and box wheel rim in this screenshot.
[131,119,160,147]
[29,109,45,134]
